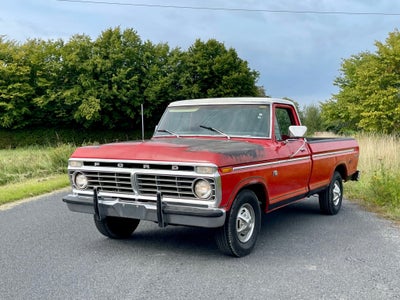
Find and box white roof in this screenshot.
[168,97,294,107]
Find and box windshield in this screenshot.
[155,104,270,138]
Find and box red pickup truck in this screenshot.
[63,97,360,257]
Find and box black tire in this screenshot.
[94,216,140,239]
[319,171,343,215]
[215,190,261,257]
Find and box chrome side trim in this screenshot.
[233,156,311,171]
[312,148,356,159]
[232,148,355,172]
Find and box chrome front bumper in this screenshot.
[62,193,226,228]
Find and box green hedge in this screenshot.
[0,128,149,149]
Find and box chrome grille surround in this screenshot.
[69,170,132,194]
[67,159,220,206]
[135,174,216,200]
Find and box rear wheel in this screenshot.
[94,216,140,239]
[319,171,343,215]
[215,190,261,257]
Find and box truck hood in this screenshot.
[70,138,265,166]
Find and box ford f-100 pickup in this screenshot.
[63,97,360,257]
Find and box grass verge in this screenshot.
[345,133,400,223]
[346,172,400,223]
[0,144,75,185]
[0,144,74,206]
[0,174,69,206]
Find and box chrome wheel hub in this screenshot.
[332,181,342,206]
[236,203,255,243]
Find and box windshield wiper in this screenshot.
[200,125,231,140]
[156,129,180,138]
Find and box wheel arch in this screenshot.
[227,177,268,213]
[334,163,347,180]
[244,183,268,212]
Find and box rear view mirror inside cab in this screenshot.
[289,125,307,138]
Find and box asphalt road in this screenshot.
[1,190,400,300]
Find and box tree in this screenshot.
[0,28,263,131]
[176,39,259,99]
[83,27,143,129]
[57,34,94,127]
[321,30,400,134]
[27,38,67,126]
[256,86,268,97]
[0,38,35,128]
[301,104,323,135]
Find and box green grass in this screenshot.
[0,127,149,204]
[0,128,149,205]
[0,144,75,185]
[345,133,400,222]
[0,174,69,206]
[0,144,74,204]
[346,170,400,222]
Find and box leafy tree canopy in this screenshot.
[321,29,400,134]
[0,28,261,130]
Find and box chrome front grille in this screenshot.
[70,171,133,193]
[69,170,216,200]
[135,174,215,200]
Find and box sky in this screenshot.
[1,0,400,106]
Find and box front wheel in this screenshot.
[94,216,140,239]
[215,190,261,257]
[319,171,343,215]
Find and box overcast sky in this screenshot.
[1,0,400,105]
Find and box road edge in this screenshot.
[0,187,71,211]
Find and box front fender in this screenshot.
[223,176,268,211]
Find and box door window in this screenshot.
[275,107,296,140]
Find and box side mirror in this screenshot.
[289,125,307,138]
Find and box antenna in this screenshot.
[141,103,144,141]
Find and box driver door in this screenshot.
[267,104,312,207]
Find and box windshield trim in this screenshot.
[153,133,272,140]
[154,103,272,139]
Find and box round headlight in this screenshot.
[193,179,212,199]
[74,172,88,190]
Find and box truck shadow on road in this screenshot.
[91,196,338,257]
